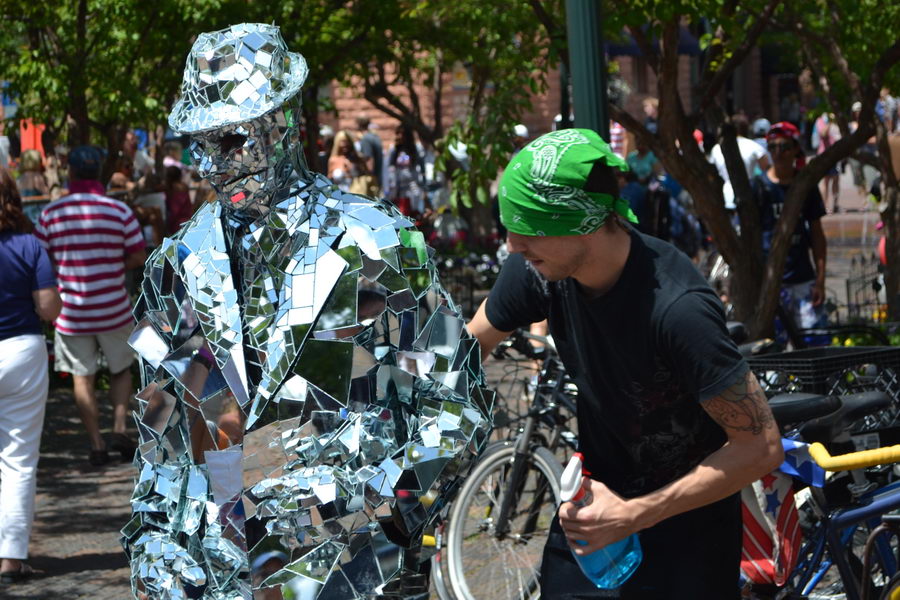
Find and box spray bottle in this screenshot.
[559,452,642,589]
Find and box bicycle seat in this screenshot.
[768,393,840,427]
[798,391,894,445]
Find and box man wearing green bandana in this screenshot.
[468,129,783,598]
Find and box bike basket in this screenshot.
[748,346,900,396]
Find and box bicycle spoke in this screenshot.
[450,454,558,599]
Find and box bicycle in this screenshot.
[861,514,900,600]
[443,330,578,600]
[749,389,900,600]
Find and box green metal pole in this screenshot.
[565,0,608,140]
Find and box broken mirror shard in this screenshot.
[122,22,493,600]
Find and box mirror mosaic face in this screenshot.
[189,102,302,212]
[123,22,493,600]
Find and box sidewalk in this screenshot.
[5,385,133,599]
[3,169,884,600]
[818,169,885,316]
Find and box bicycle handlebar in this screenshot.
[808,442,900,471]
[518,330,557,354]
[492,329,557,361]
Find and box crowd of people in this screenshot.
[321,119,439,234]
[608,89,900,343]
[0,79,896,593]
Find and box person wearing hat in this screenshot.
[753,121,829,345]
[751,117,772,156]
[34,145,145,468]
[124,23,490,600]
[468,128,782,598]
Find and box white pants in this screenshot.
[0,334,48,559]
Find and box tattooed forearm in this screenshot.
[702,371,774,435]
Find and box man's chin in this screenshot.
[525,259,552,282]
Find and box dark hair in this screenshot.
[584,160,620,197]
[731,114,750,138]
[165,165,183,185]
[356,116,370,130]
[391,125,419,168]
[0,167,32,233]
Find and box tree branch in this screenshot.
[432,53,444,141]
[362,85,407,123]
[801,45,853,137]
[528,0,567,67]
[698,0,781,113]
[627,25,659,74]
[609,104,663,158]
[782,8,862,100]
[657,21,682,149]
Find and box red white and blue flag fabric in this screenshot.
[740,439,825,586]
[779,438,827,487]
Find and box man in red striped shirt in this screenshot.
[34,145,146,466]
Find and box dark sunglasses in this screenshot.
[767,141,794,153]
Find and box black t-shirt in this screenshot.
[486,230,748,497]
[754,172,826,284]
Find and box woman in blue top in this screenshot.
[0,167,61,584]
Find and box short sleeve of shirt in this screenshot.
[658,290,748,402]
[748,139,766,163]
[30,237,56,291]
[122,206,146,253]
[803,185,827,222]
[33,212,49,250]
[484,253,549,332]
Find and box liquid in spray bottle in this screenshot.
[559,452,642,589]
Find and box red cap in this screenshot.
[766,121,800,142]
[766,121,805,168]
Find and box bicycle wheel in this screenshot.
[445,445,563,600]
[431,441,514,600]
[880,570,900,600]
[794,524,886,600]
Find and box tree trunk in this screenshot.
[883,185,900,320]
[71,94,91,146]
[301,87,320,171]
[101,125,125,185]
[650,139,765,331]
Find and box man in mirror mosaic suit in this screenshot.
[122,23,492,600]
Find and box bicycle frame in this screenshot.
[792,481,900,600]
[493,358,572,537]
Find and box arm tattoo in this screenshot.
[702,370,774,435]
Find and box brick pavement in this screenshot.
[1,169,879,599]
[4,386,134,600]
[4,365,515,600]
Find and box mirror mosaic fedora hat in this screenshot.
[168,23,308,134]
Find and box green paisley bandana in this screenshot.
[499,128,638,236]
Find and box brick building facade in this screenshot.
[321,49,770,149]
